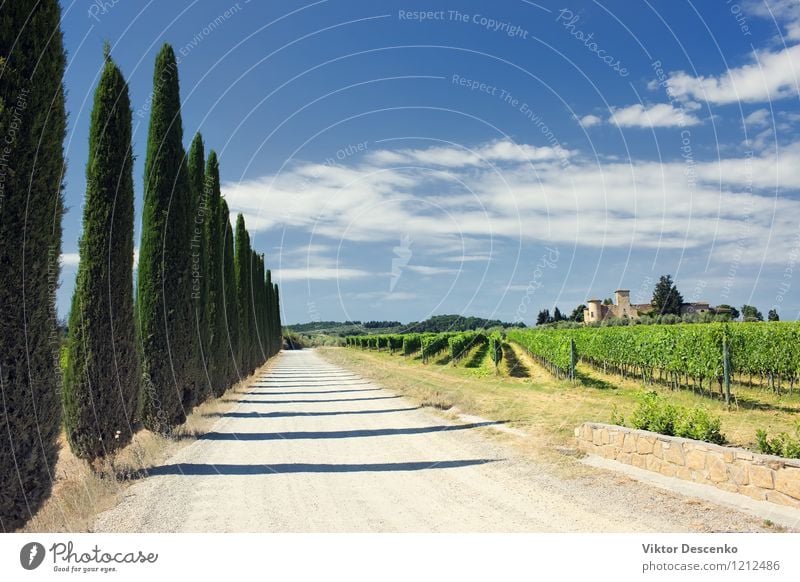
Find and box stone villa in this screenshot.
[583,289,714,324]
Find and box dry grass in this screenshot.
[20,359,277,533]
[319,345,800,453]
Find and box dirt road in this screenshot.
[94,350,767,532]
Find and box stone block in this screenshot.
[631,454,647,469]
[736,451,754,462]
[659,463,677,478]
[592,429,603,446]
[685,449,706,471]
[723,450,735,463]
[728,463,749,486]
[637,438,655,455]
[664,444,685,466]
[613,431,624,447]
[622,433,637,453]
[707,455,727,483]
[653,441,664,459]
[676,467,692,480]
[716,482,739,494]
[749,465,775,489]
[617,453,633,465]
[646,456,661,473]
[774,468,800,500]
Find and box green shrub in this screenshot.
[675,408,724,444]
[627,391,725,445]
[756,424,800,459]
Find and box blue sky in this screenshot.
[59,0,800,324]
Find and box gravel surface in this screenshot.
[94,350,771,532]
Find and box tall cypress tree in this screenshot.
[234,214,251,375]
[136,44,194,430]
[273,283,283,354]
[203,152,227,395]
[0,0,67,531]
[221,199,240,386]
[63,47,139,461]
[187,133,211,402]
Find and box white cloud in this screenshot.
[406,265,459,276]
[748,0,800,41]
[663,44,800,104]
[365,138,573,168]
[223,138,800,267]
[577,114,602,127]
[61,253,80,267]
[744,108,772,127]
[609,103,701,128]
[273,267,372,282]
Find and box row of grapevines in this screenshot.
[448,331,487,362]
[421,333,454,363]
[506,328,574,379]
[488,332,503,368]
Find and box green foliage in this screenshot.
[203,152,227,395]
[756,424,800,459]
[651,274,683,315]
[448,331,487,362]
[63,51,139,460]
[489,332,503,367]
[136,44,193,430]
[421,333,454,362]
[0,0,67,531]
[741,304,764,322]
[506,328,573,377]
[630,392,724,445]
[402,334,421,355]
[234,214,253,374]
[187,133,211,401]
[510,322,800,389]
[221,200,240,385]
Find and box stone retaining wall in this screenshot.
[575,423,800,509]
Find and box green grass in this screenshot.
[320,344,800,451]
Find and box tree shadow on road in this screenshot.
[201,407,420,419]
[193,420,508,441]
[128,458,499,478]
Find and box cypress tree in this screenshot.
[63,47,139,461]
[234,214,252,374]
[254,252,266,362]
[136,44,194,430]
[273,283,283,354]
[220,199,240,386]
[187,133,211,402]
[0,0,67,531]
[203,152,227,395]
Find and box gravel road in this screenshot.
[94,350,769,532]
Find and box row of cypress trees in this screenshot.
[66,43,282,459]
[1,2,282,530]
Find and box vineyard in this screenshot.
[347,330,496,366]
[342,322,800,455]
[347,322,800,398]
[508,323,800,398]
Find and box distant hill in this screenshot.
[286,314,525,337]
